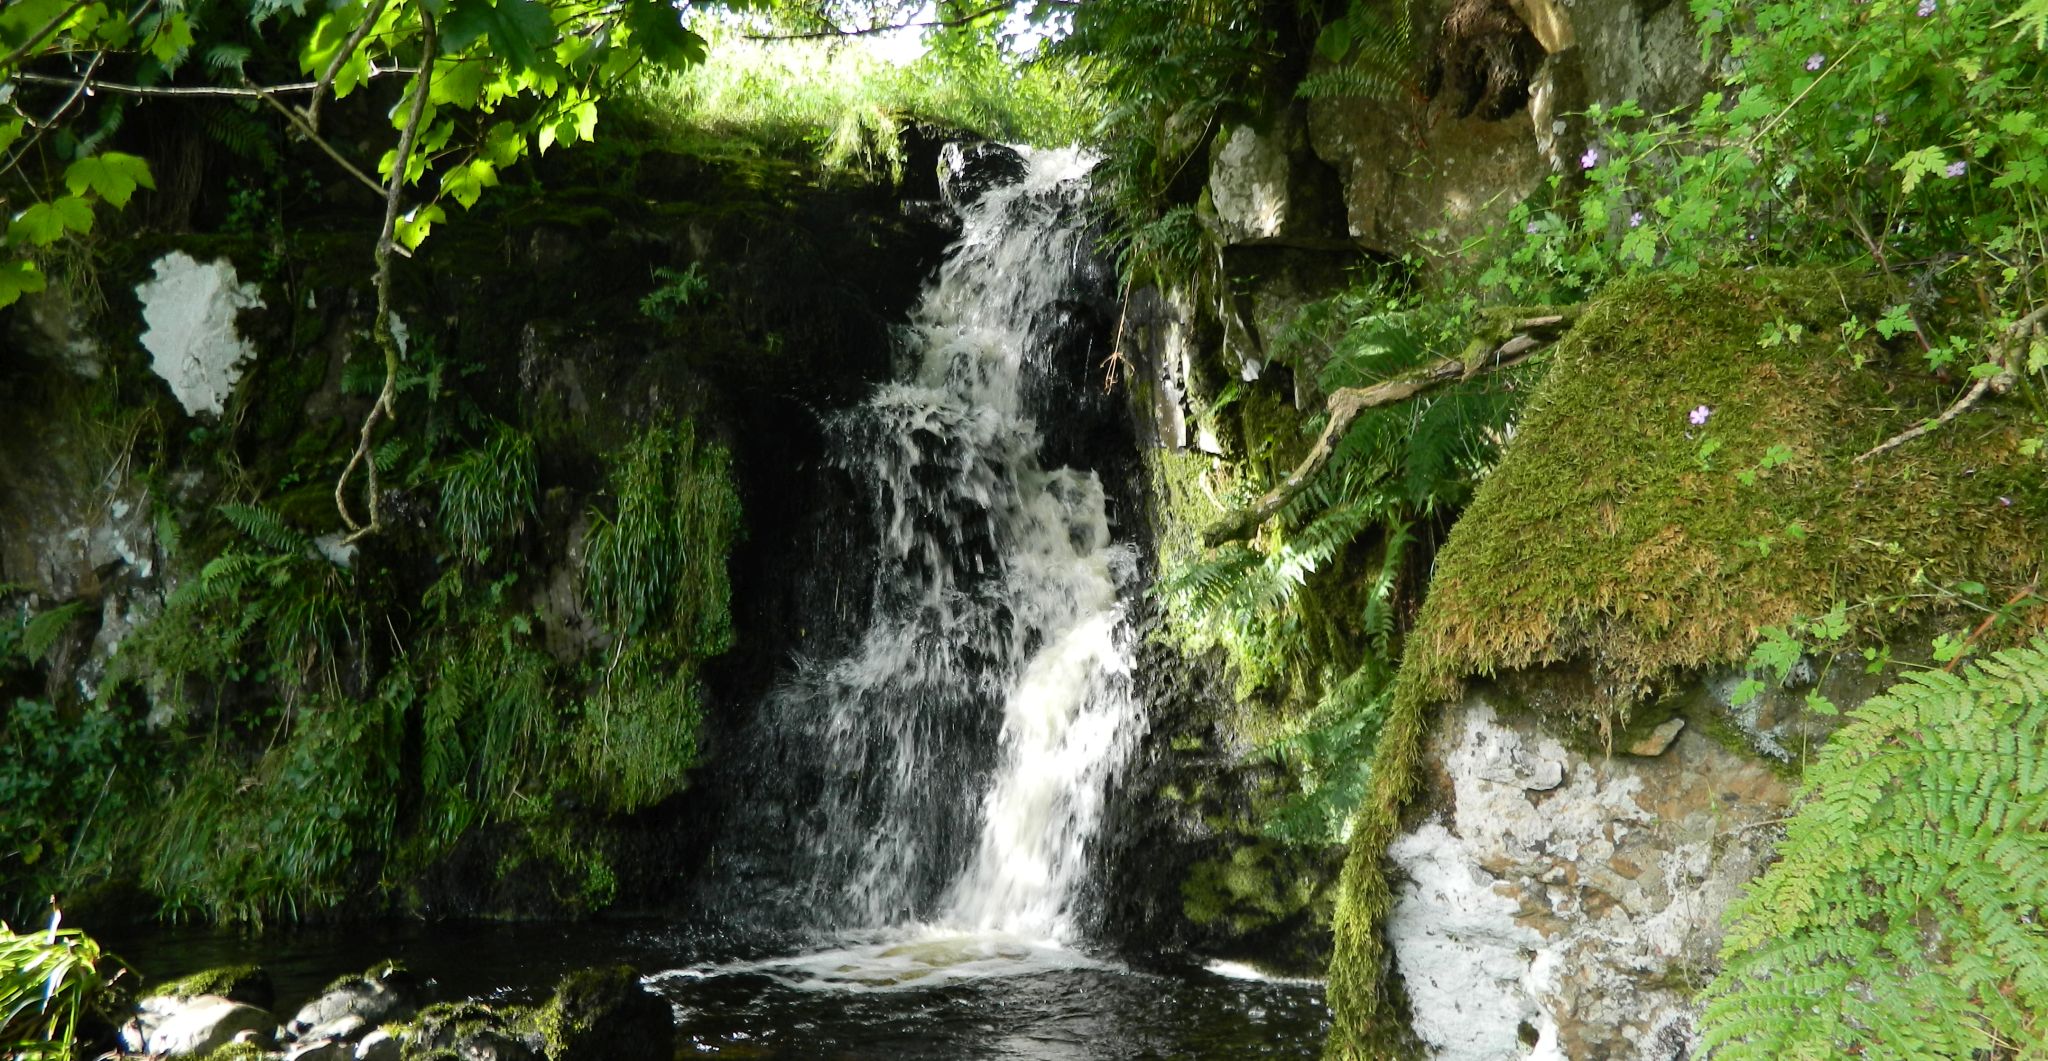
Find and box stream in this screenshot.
[104,146,1328,1059]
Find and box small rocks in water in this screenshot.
[286,962,422,1042]
[1628,718,1687,757]
[122,994,277,1057]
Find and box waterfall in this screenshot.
[728,146,1137,946]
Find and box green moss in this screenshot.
[193,1044,270,1061]
[1406,268,2041,711]
[1324,267,2048,1059]
[150,964,268,1002]
[1182,841,1327,932]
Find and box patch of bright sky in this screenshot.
[867,1,1069,65]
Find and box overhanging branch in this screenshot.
[1201,312,1576,548]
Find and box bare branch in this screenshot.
[251,88,387,201]
[306,0,393,133]
[0,0,92,71]
[1857,304,2046,462]
[1201,314,1575,547]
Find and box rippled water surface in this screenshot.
[108,921,1328,1060]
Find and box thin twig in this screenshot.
[0,0,92,71]
[306,0,393,133]
[336,4,435,542]
[251,88,387,200]
[1857,305,2047,461]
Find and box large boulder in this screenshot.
[1384,691,1788,1059]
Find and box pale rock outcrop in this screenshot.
[136,251,265,418]
[1387,695,1789,1059]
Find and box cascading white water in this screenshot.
[753,145,1139,945]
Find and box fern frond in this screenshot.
[218,502,310,555]
[1702,635,2048,1057]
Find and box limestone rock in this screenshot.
[285,964,422,1042]
[354,1029,401,1061]
[123,994,277,1057]
[1386,693,1790,1059]
[1627,717,1686,757]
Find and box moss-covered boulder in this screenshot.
[525,965,672,1061]
[1324,268,2048,1059]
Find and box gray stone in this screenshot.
[124,995,277,1057]
[1627,717,1687,757]
[287,966,422,1042]
[354,1029,401,1061]
[299,1012,370,1044]
[285,1036,357,1061]
[937,141,1028,209]
[1387,693,1792,1059]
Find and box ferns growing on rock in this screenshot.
[1700,636,2048,1059]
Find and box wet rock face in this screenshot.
[1387,693,1790,1059]
[936,141,1029,209]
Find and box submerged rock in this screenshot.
[529,965,673,1061]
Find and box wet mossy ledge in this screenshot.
[1322,267,2048,1059]
[0,126,957,927]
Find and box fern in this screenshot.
[217,502,310,555]
[1299,0,1422,102]
[1699,635,2048,1059]
[19,602,88,664]
[437,424,538,564]
[582,422,742,646]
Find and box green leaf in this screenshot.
[0,258,46,308]
[442,0,553,72]
[9,196,95,244]
[63,152,155,208]
[625,0,704,70]
[144,10,195,65]
[395,204,445,251]
[0,118,24,156]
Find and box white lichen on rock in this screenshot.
[1389,695,1791,1060]
[136,252,264,417]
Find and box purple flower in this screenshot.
[1945,160,1968,178]
[1805,53,1826,71]
[1629,211,1644,228]
[1689,405,1713,426]
[1917,0,1936,15]
[1874,112,1889,126]
[2000,496,2014,507]
[1580,146,1600,170]
[1526,221,1540,234]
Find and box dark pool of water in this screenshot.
[99,920,1328,1060]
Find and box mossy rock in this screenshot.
[149,964,275,1011]
[192,1044,271,1061]
[1403,267,2044,717]
[1325,266,2048,1059]
[522,965,673,1061]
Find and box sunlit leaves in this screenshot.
[626,0,706,70]
[61,152,154,208]
[0,260,46,309]
[9,197,94,244]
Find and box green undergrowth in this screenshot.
[1323,267,2048,1058]
[620,33,1092,175]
